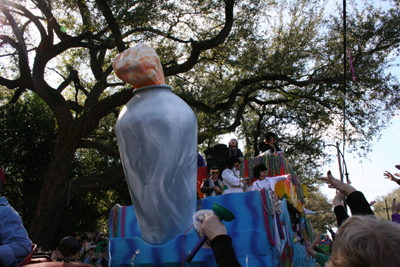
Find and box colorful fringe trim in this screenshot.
[111,204,126,238]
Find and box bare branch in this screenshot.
[35,0,71,42]
[7,1,48,41]
[122,27,191,43]
[0,2,31,78]
[163,0,235,76]
[9,87,25,103]
[69,165,125,198]
[77,139,120,157]
[95,0,125,52]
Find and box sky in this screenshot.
[322,117,400,202]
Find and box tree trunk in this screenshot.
[28,131,78,250]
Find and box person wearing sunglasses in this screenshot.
[221,157,251,194]
[201,166,224,197]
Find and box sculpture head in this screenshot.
[113,43,165,89]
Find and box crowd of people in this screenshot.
[201,132,286,197]
[51,234,108,266]
[198,133,400,267]
[199,167,400,267]
[4,130,400,267]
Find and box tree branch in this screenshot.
[0,2,31,79]
[35,0,71,43]
[95,0,125,52]
[7,1,48,41]
[69,165,125,198]
[9,87,25,103]
[77,88,134,137]
[77,139,120,158]
[122,27,191,43]
[163,0,235,76]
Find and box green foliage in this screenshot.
[304,189,337,233]
[0,93,57,226]
[0,93,131,248]
[373,186,400,220]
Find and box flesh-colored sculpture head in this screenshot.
[113,43,165,89]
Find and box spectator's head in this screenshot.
[328,215,400,267]
[265,132,277,144]
[210,166,219,180]
[228,139,238,149]
[253,163,268,180]
[226,156,240,170]
[58,236,81,258]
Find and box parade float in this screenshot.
[16,43,315,267]
[106,43,316,267]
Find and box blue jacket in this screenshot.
[0,197,32,267]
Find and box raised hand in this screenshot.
[392,198,400,215]
[384,171,399,183]
[321,171,356,196]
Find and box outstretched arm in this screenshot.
[321,170,373,218]
[333,191,349,227]
[269,174,290,191]
[306,233,322,259]
[321,171,356,196]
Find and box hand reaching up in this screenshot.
[384,171,399,183]
[392,198,400,215]
[321,171,356,196]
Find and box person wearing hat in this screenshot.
[251,163,289,192]
[0,168,32,267]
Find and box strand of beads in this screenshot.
[248,157,253,179]
[261,188,274,215]
[274,154,279,176]
[240,159,245,178]
[268,188,281,215]
[260,189,276,245]
[277,155,281,174]
[282,157,288,174]
[271,154,276,176]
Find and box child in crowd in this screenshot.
[251,163,290,192]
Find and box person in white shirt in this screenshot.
[221,157,251,194]
[251,163,290,192]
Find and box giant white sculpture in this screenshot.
[113,43,197,245]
